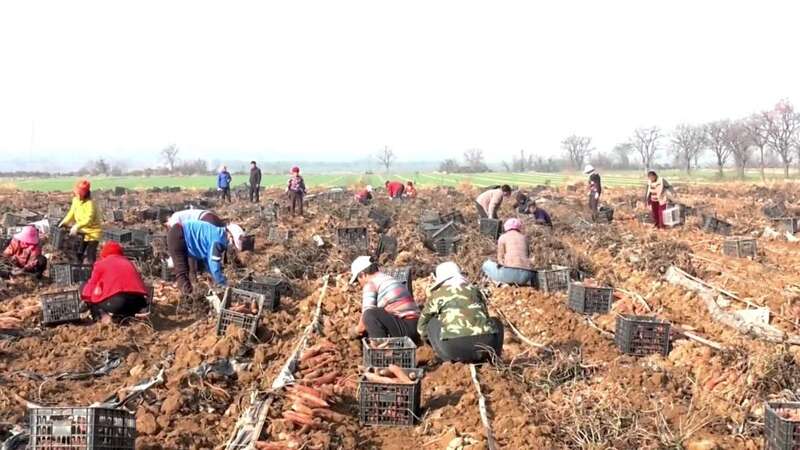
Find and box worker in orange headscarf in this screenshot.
[58,179,103,265]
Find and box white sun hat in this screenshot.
[349,255,373,284]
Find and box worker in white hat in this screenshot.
[584,164,602,217]
[348,256,419,341]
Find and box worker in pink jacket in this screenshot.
[481,218,533,285]
[475,185,512,219]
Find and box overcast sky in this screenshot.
[1,0,799,166]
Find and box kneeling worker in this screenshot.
[349,256,420,342]
[2,226,47,277]
[81,241,148,323]
[418,262,504,363]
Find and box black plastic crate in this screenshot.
[50,263,93,286]
[431,238,459,256]
[215,288,265,338]
[105,210,124,223]
[596,206,614,223]
[774,217,800,234]
[40,289,82,325]
[236,277,288,311]
[383,266,413,295]
[28,406,136,450]
[376,234,398,261]
[140,207,174,222]
[239,234,255,252]
[441,211,465,225]
[534,265,570,293]
[102,229,132,243]
[567,282,613,314]
[614,315,671,357]
[359,367,423,427]
[114,186,127,196]
[764,204,787,219]
[122,244,153,262]
[51,228,82,252]
[478,218,502,240]
[765,401,800,450]
[337,227,369,251]
[702,215,733,236]
[368,209,392,230]
[420,211,442,226]
[722,237,758,258]
[362,337,417,369]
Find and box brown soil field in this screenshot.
[1,181,800,449]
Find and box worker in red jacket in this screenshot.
[81,241,148,324]
[385,180,405,199]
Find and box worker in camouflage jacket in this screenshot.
[417,261,504,363]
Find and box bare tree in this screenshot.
[671,124,706,174]
[504,149,536,172]
[376,145,396,172]
[763,100,800,177]
[561,135,594,170]
[706,120,731,177]
[630,127,661,172]
[463,148,489,172]
[725,121,753,179]
[161,144,179,172]
[611,143,633,169]
[743,114,770,182]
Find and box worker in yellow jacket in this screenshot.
[59,179,103,265]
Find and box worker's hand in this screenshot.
[348,326,364,340]
[69,224,80,236]
[10,268,23,276]
[594,192,600,199]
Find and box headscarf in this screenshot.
[100,241,125,258]
[503,218,523,233]
[291,166,300,174]
[13,226,39,245]
[434,261,468,288]
[74,179,91,199]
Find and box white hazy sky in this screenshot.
[2,0,800,165]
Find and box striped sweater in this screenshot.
[361,272,419,319]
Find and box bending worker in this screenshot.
[2,226,47,278]
[481,218,534,285]
[418,262,504,363]
[349,256,420,342]
[165,209,226,229]
[59,179,103,265]
[81,241,148,324]
[385,180,405,199]
[475,184,512,219]
[166,220,243,296]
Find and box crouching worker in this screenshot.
[349,256,420,342]
[354,185,374,205]
[418,262,503,363]
[166,220,232,297]
[481,218,534,285]
[80,241,147,324]
[2,226,47,277]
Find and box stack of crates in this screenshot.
[722,237,758,258]
[50,263,93,286]
[216,288,265,338]
[614,315,671,356]
[534,265,570,293]
[40,289,82,325]
[359,367,423,427]
[362,337,417,368]
[28,406,136,450]
[478,218,502,240]
[236,277,289,311]
[567,282,613,314]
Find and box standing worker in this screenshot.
[286,166,307,216]
[249,161,262,203]
[166,220,240,296]
[59,179,103,266]
[645,170,675,229]
[481,218,534,285]
[475,185,512,219]
[384,180,405,199]
[418,262,504,363]
[80,241,148,324]
[217,165,232,203]
[584,165,602,218]
[349,256,420,342]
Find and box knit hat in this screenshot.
[74,180,91,198]
[504,218,523,232]
[13,226,39,245]
[100,241,125,258]
[291,166,300,174]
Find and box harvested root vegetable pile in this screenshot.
[1,182,800,449]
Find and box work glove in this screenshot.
[69,224,80,236]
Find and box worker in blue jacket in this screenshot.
[166,220,245,296]
[217,165,233,203]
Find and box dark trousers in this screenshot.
[219,187,231,202]
[650,200,666,228]
[474,201,488,219]
[249,185,260,203]
[288,190,304,215]
[167,225,194,295]
[89,293,147,321]
[427,317,504,363]
[390,185,405,199]
[588,193,599,216]
[363,308,420,343]
[75,240,99,266]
